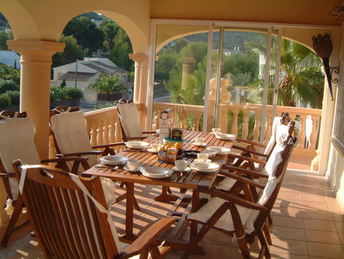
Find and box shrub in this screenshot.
[0,79,19,94]
[6,90,20,106]
[90,74,126,94]
[50,86,83,103]
[63,87,83,100]
[0,93,11,109]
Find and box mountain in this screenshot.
[186,31,264,51]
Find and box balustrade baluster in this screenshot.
[242,109,249,139]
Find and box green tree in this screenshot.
[90,74,125,94]
[63,16,104,55]
[278,41,324,108]
[52,35,84,67]
[100,20,119,50]
[223,52,259,86]
[108,28,133,72]
[0,64,20,85]
[0,31,12,50]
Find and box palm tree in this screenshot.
[278,40,324,108]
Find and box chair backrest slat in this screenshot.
[15,165,118,259]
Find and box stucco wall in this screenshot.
[0,0,150,53]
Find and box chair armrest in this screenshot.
[227,153,266,165]
[218,170,266,189]
[235,138,266,148]
[142,130,156,134]
[41,157,88,164]
[231,145,268,158]
[124,136,147,141]
[57,151,104,157]
[0,172,16,177]
[223,165,269,178]
[92,142,125,149]
[212,190,268,212]
[122,217,176,258]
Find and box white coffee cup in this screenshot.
[175,160,188,171]
[197,153,209,161]
[212,128,221,133]
[151,143,161,152]
[126,160,140,171]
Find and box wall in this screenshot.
[151,0,340,26]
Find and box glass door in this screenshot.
[205,27,280,143]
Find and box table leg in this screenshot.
[121,182,135,241]
[190,189,208,212]
[154,186,179,203]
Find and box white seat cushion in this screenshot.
[50,111,97,166]
[190,175,280,234]
[0,117,40,199]
[189,197,256,233]
[117,103,142,139]
[216,177,236,191]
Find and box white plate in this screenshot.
[206,146,232,154]
[140,166,174,179]
[190,161,220,173]
[200,150,217,158]
[214,132,236,141]
[172,166,191,172]
[193,159,212,164]
[125,141,150,149]
[99,155,128,166]
[123,165,141,173]
[192,141,207,147]
[147,148,159,153]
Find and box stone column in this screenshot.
[181,57,195,90]
[7,40,64,159]
[129,53,148,104]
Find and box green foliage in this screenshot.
[0,31,12,50]
[223,52,259,86]
[0,64,20,85]
[107,27,133,72]
[52,35,84,67]
[0,93,11,109]
[100,20,119,50]
[63,16,104,55]
[6,90,19,105]
[50,86,83,103]
[0,79,19,93]
[278,40,324,108]
[90,74,125,94]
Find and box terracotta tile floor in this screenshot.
[1,170,344,259]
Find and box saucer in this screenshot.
[123,165,141,173]
[192,141,207,147]
[172,166,191,172]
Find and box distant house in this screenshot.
[0,50,20,69]
[52,57,129,104]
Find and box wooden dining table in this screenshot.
[82,130,245,240]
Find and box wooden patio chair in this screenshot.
[116,103,156,141]
[49,106,140,210]
[50,106,124,167]
[12,161,176,259]
[0,111,86,247]
[232,112,291,164]
[165,136,295,259]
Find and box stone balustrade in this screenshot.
[48,102,321,158]
[153,102,321,154]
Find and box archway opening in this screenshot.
[153,27,324,170]
[0,12,20,112]
[51,12,134,110]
